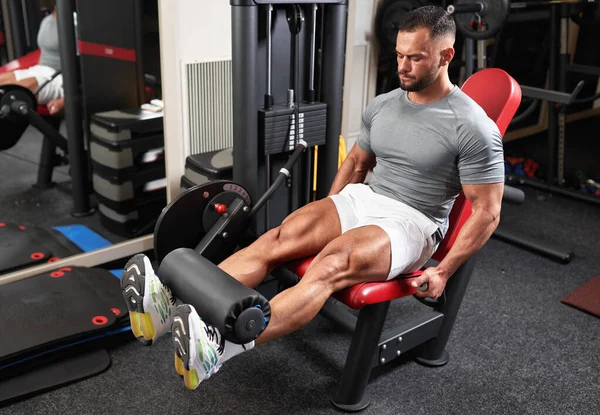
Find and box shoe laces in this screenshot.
[161,283,177,306]
[204,325,225,355]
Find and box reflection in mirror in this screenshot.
[0,0,163,275]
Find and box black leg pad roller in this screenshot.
[158,248,271,344]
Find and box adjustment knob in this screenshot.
[214,203,228,215]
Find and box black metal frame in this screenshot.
[273,256,476,412]
[230,0,347,234]
[465,3,594,260]
[512,3,600,207]
[34,115,68,189]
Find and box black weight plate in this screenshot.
[454,0,510,41]
[0,85,37,151]
[154,180,252,264]
[0,84,37,111]
[0,117,28,151]
[375,0,424,53]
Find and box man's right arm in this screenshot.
[327,143,376,196]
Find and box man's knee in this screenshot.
[305,249,352,290]
[258,226,282,247]
[259,218,303,248]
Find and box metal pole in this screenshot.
[476,39,486,71]
[546,4,560,186]
[464,38,475,79]
[557,3,569,186]
[231,3,260,231]
[316,2,347,199]
[6,0,26,58]
[133,0,146,105]
[56,0,93,216]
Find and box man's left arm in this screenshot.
[412,182,503,298]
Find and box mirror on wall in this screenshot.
[0,0,164,275]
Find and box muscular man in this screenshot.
[121,6,504,390]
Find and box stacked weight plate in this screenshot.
[258,102,327,155]
[89,109,166,237]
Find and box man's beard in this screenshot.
[398,65,439,92]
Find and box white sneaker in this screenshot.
[121,254,176,345]
[171,304,225,390]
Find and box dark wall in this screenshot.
[76,0,161,118]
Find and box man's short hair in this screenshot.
[40,0,56,11]
[397,5,456,40]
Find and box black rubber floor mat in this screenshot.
[28,226,83,260]
[77,267,128,321]
[0,223,52,272]
[0,268,117,367]
[0,348,111,406]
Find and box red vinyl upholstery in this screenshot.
[0,49,41,74]
[286,68,522,310]
[0,49,51,116]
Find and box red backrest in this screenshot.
[432,68,522,261]
[0,49,41,75]
[461,68,523,136]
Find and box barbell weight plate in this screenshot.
[0,117,29,150]
[0,84,38,111]
[454,0,511,41]
[375,0,425,53]
[153,180,252,264]
[0,86,37,151]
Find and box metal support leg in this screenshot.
[415,257,476,366]
[330,301,390,412]
[35,136,57,188]
[34,117,63,189]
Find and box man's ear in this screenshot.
[440,47,455,66]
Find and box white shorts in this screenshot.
[329,183,440,280]
[13,65,63,105]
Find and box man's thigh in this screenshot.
[365,218,436,279]
[0,72,17,85]
[305,218,434,291]
[304,224,392,291]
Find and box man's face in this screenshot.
[396,28,446,92]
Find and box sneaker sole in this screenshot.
[172,305,222,390]
[121,254,154,346]
[171,304,199,389]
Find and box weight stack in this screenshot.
[89,108,166,237]
[259,101,327,155]
[180,148,234,190]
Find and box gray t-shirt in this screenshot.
[37,14,61,71]
[357,86,504,237]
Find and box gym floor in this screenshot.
[0,125,125,243]
[1,124,600,414]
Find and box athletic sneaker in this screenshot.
[121,254,176,346]
[171,304,256,390]
[171,304,225,389]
